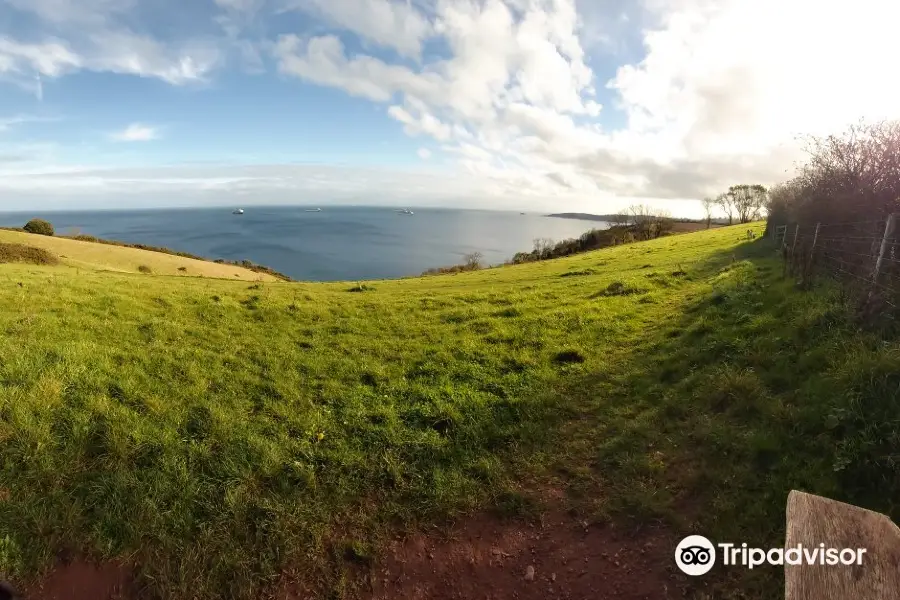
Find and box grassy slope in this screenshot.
[0,222,895,599]
[0,230,277,281]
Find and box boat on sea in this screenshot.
[305,208,322,212]
[233,208,244,215]
[395,209,415,215]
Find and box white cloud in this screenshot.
[111,123,159,142]
[0,33,219,85]
[0,0,221,87]
[282,0,432,59]
[273,0,900,207]
[4,0,900,213]
[417,148,431,160]
[0,38,82,78]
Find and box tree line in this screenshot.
[765,120,900,233]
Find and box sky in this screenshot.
[1,0,899,216]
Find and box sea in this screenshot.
[0,206,608,281]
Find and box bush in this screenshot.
[23,219,54,236]
[0,243,58,265]
[137,265,152,274]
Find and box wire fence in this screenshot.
[775,214,900,314]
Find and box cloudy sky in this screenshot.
[0,0,897,215]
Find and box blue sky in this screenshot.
[0,0,896,215]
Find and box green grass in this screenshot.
[0,222,895,599]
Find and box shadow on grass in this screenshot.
[540,237,899,597]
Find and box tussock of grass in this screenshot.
[0,243,58,265]
[594,280,645,297]
[553,349,586,364]
[560,269,594,278]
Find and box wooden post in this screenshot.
[872,213,897,288]
[802,223,821,287]
[785,490,900,600]
[787,224,800,277]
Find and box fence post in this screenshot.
[872,214,898,290]
[788,224,800,276]
[803,223,821,287]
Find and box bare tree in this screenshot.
[463,252,484,269]
[608,213,629,226]
[716,193,735,225]
[652,209,675,238]
[533,238,555,257]
[626,204,656,238]
[701,197,716,229]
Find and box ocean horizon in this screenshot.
[0,206,608,281]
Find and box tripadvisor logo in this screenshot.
[675,536,716,576]
[675,535,867,576]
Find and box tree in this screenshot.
[716,193,734,225]
[23,218,54,236]
[626,204,655,239]
[463,252,483,270]
[652,209,675,238]
[728,184,768,224]
[532,238,555,257]
[701,197,716,229]
[608,213,629,226]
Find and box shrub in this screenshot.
[137,265,152,274]
[0,243,58,265]
[23,219,54,236]
[71,234,98,243]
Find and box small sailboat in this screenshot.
[395,209,414,215]
[233,208,244,215]
[305,208,322,212]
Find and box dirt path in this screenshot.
[10,513,689,600]
[357,512,687,600]
[15,560,132,600]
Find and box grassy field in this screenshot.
[0,222,896,598]
[0,229,277,281]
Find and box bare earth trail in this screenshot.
[18,512,687,600]
[357,513,685,600]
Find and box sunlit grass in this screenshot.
[0,222,893,599]
[0,229,275,281]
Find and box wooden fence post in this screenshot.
[789,224,800,277]
[872,214,897,288]
[803,223,821,287]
